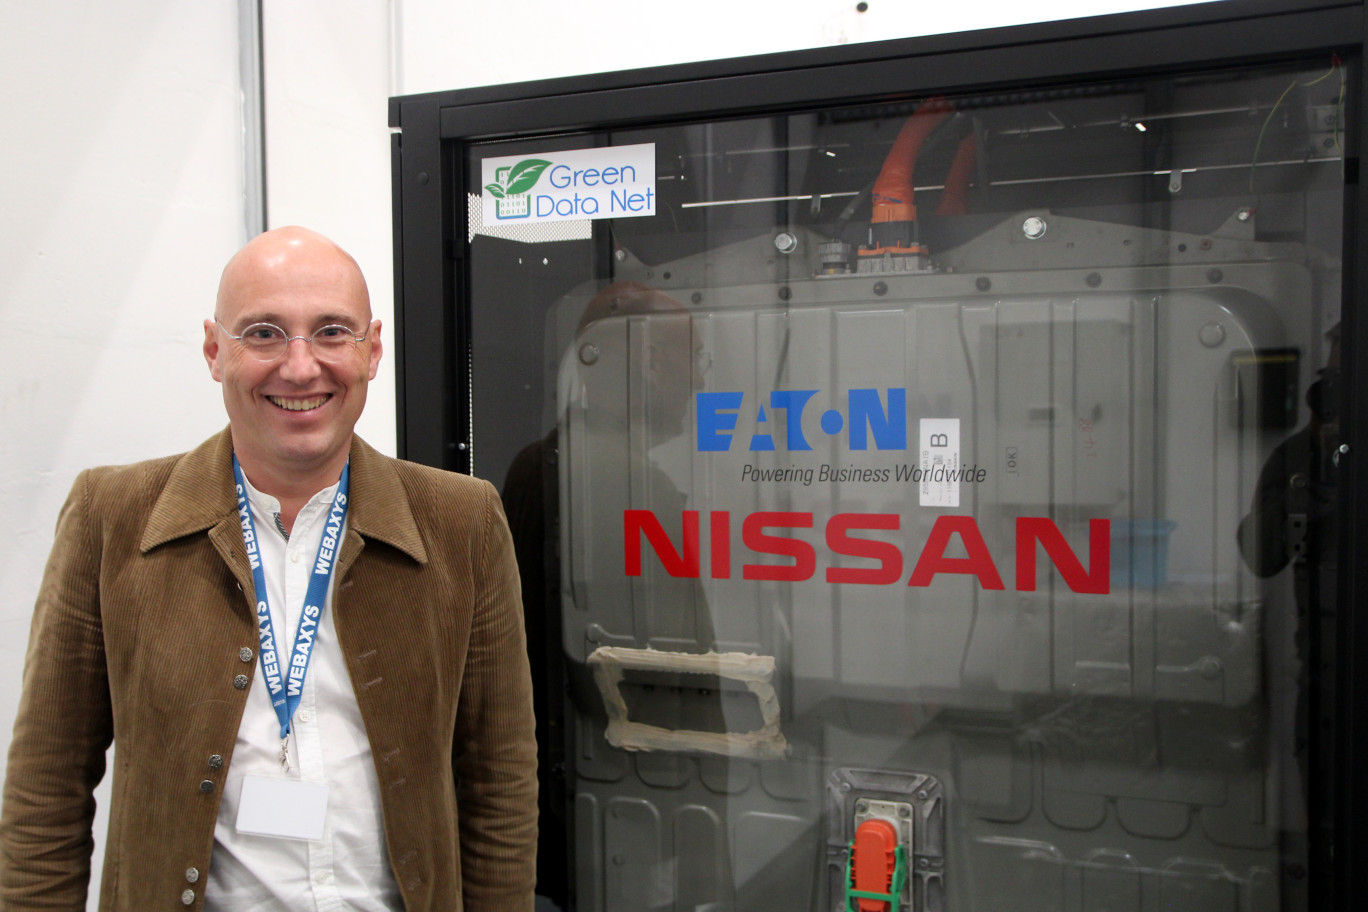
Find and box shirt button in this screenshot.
[199,780,215,793]
[208,755,223,770]
[314,870,331,885]
[289,551,301,564]
[185,867,200,883]
[233,675,249,690]
[239,647,254,662]
[182,888,195,905]
[297,710,312,724]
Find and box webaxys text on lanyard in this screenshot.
[232,455,350,773]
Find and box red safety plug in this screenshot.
[851,818,900,911]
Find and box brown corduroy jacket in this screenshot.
[0,430,537,911]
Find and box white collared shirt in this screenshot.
[206,476,402,911]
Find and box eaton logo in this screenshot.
[697,389,908,452]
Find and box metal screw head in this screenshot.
[578,343,600,365]
[774,232,798,254]
[1237,208,1253,222]
[614,249,628,262]
[855,800,869,813]
[975,276,991,292]
[1207,268,1224,284]
[1022,216,1047,240]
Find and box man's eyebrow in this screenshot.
[233,312,365,328]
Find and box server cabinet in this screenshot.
[391,3,1368,909]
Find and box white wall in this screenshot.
[0,1,243,904]
[399,0,1224,93]
[0,1,1223,908]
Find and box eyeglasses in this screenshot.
[217,319,369,363]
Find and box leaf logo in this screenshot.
[485,159,552,198]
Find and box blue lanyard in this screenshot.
[233,456,350,741]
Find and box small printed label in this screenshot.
[919,418,960,507]
[480,143,656,225]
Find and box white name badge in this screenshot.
[235,775,330,841]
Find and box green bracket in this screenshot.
[844,843,908,911]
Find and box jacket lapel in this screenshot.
[135,430,427,611]
[339,436,428,579]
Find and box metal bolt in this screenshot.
[1085,273,1102,288]
[777,286,792,301]
[1022,216,1047,240]
[975,276,991,292]
[873,281,888,297]
[774,232,798,254]
[856,800,868,813]
[899,807,912,818]
[917,790,929,800]
[691,292,703,304]
[614,249,628,262]
[1237,208,1253,222]
[579,343,600,365]
[1207,268,1224,284]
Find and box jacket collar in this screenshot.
[140,428,428,565]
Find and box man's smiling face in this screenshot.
[204,227,381,488]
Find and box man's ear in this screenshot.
[204,319,224,381]
[366,320,383,381]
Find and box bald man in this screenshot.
[0,228,537,911]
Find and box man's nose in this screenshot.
[277,336,323,381]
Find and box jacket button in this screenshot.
[233,674,249,690]
[208,755,223,770]
[185,867,200,883]
[199,780,215,793]
[239,647,254,662]
[182,888,195,905]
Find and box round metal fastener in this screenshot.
[199,780,215,794]
[185,868,200,883]
[208,754,223,770]
[182,888,196,905]
[233,675,249,690]
[1198,322,1226,348]
[1022,216,1047,239]
[774,232,798,254]
[239,647,253,662]
[578,343,600,365]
